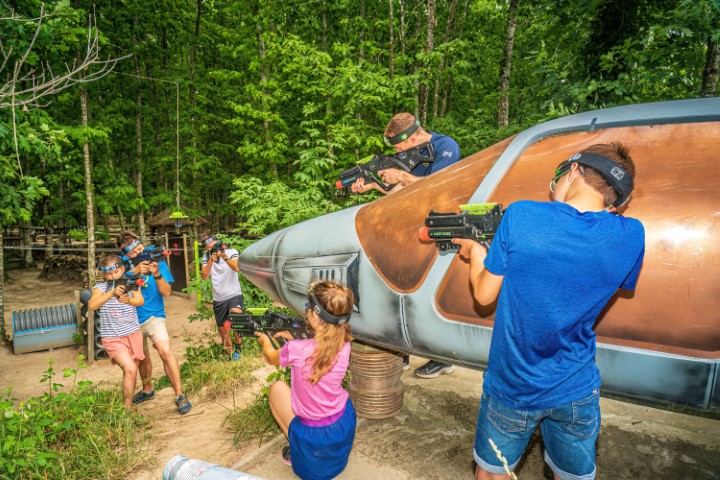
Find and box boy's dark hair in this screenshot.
[579,142,635,207]
[116,230,139,249]
[385,112,420,138]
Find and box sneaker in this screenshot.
[402,354,410,371]
[231,351,241,361]
[414,360,455,379]
[281,444,291,466]
[131,389,155,405]
[175,394,192,415]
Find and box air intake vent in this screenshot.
[282,253,360,310]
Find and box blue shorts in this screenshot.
[288,399,356,480]
[474,389,600,480]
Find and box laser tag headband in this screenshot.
[306,292,351,325]
[384,119,421,146]
[202,235,218,248]
[120,239,140,255]
[553,152,634,207]
[98,260,123,273]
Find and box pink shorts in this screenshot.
[101,331,145,362]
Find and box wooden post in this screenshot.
[87,308,95,364]
[182,234,190,292]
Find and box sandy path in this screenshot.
[2,268,719,479]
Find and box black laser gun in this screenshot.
[418,203,505,251]
[106,272,146,292]
[335,142,435,192]
[122,244,170,267]
[229,308,313,345]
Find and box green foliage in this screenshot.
[0,359,148,480]
[2,0,717,238]
[225,367,291,444]
[230,176,340,236]
[155,337,262,399]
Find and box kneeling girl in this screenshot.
[256,281,356,480]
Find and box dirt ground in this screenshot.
[2,268,719,480]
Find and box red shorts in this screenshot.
[101,331,145,362]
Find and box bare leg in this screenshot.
[218,324,233,355]
[138,335,153,392]
[112,352,139,407]
[154,339,183,396]
[229,307,243,350]
[268,381,295,437]
[476,465,516,480]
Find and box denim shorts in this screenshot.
[473,389,600,480]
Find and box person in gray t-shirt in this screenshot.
[201,234,244,359]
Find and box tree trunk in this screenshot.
[359,0,366,64]
[419,0,436,124]
[0,229,5,341]
[117,207,126,232]
[399,0,406,69]
[433,0,458,119]
[497,0,519,129]
[190,0,202,218]
[701,32,719,97]
[80,86,96,287]
[22,223,33,267]
[389,0,395,78]
[257,22,277,178]
[135,65,146,243]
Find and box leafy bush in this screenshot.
[155,339,263,399]
[225,367,291,444]
[0,361,148,480]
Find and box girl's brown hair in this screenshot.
[306,281,354,384]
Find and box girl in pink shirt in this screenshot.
[256,281,356,480]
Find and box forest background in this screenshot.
[1,0,719,270]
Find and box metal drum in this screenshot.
[348,342,404,419]
[162,455,263,480]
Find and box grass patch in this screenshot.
[0,361,149,479]
[155,338,263,399]
[225,367,291,445]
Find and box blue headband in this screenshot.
[99,262,122,273]
[121,239,140,255]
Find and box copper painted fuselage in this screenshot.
[240,98,720,410]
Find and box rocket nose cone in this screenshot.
[239,231,284,303]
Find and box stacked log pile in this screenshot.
[40,254,88,283]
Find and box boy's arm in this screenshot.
[150,262,173,297]
[453,239,504,306]
[222,250,240,273]
[201,254,215,279]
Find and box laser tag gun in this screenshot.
[418,203,505,251]
[229,307,313,346]
[122,244,171,267]
[335,142,435,192]
[106,272,146,293]
[207,242,225,256]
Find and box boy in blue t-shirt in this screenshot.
[117,231,192,415]
[352,112,461,379]
[453,143,644,480]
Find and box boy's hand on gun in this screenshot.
[452,238,488,262]
[378,168,410,186]
[136,261,151,275]
[148,262,159,276]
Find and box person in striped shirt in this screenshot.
[88,255,145,408]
